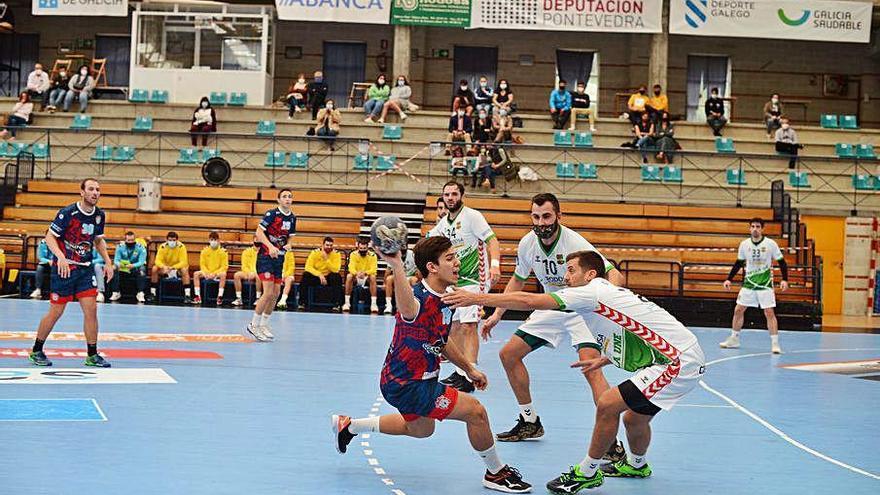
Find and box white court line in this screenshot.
[702,347,880,481]
[91,398,108,421]
[358,395,406,495]
[676,404,733,409]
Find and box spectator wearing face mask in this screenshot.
[47,67,70,113]
[569,81,596,132]
[190,96,217,147]
[493,107,514,143]
[653,112,679,164]
[647,84,668,125]
[151,231,192,304]
[705,87,727,136]
[0,92,32,141]
[315,99,342,150]
[109,231,148,303]
[192,231,229,306]
[549,79,572,130]
[764,93,784,139]
[492,79,514,114]
[634,112,654,164]
[774,117,803,169]
[342,237,379,313]
[25,63,50,111]
[307,70,329,120]
[379,75,419,123]
[472,109,493,145]
[286,73,309,118]
[232,240,262,307]
[474,76,493,115]
[63,64,95,113]
[447,108,473,152]
[364,74,390,123]
[452,79,475,117]
[627,85,649,124]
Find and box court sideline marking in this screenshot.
[701,347,880,481]
[360,395,406,495]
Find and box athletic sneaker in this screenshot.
[232,297,243,307]
[276,299,287,310]
[771,342,782,354]
[482,465,532,493]
[601,460,652,478]
[96,292,105,303]
[261,324,275,341]
[29,288,41,299]
[496,415,544,442]
[245,323,269,342]
[136,292,146,304]
[342,302,351,312]
[28,350,52,367]
[109,292,122,301]
[546,465,603,494]
[384,305,393,315]
[331,414,356,454]
[370,302,379,313]
[601,440,627,464]
[191,295,202,305]
[84,354,111,368]
[719,333,740,349]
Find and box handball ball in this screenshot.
[371,215,409,255]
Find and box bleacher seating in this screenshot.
[210,92,228,106]
[132,116,153,132]
[574,132,593,148]
[149,90,169,104]
[229,92,247,106]
[382,124,403,140]
[577,163,598,179]
[256,120,276,136]
[715,137,735,153]
[553,130,572,147]
[130,89,149,103]
[820,114,838,129]
[70,114,91,129]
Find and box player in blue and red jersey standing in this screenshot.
[29,178,114,368]
[246,188,296,342]
[332,236,531,493]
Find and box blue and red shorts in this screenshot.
[256,254,283,284]
[381,379,459,422]
[50,266,97,305]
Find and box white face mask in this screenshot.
[59,71,66,77]
[201,102,208,108]
[772,97,779,103]
[781,123,790,129]
[209,240,219,248]
[460,85,467,91]
[167,240,177,248]
[326,103,333,109]
[480,81,487,87]
[499,110,508,116]
[478,113,487,119]
[298,78,305,84]
[457,110,465,117]
[398,80,405,86]
[378,79,385,85]
[500,84,507,90]
[35,68,42,74]
[80,69,88,76]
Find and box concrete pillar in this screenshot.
[648,1,669,89]
[393,25,412,78]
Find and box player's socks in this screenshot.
[385,296,392,308]
[32,338,45,353]
[236,291,242,299]
[251,313,261,326]
[519,403,537,423]
[770,334,779,346]
[578,456,602,477]
[260,313,271,326]
[628,453,647,469]
[194,286,201,297]
[344,294,351,306]
[218,287,225,298]
[185,287,192,297]
[477,443,504,474]
[150,287,157,296]
[256,291,262,299]
[87,343,98,356]
[347,416,380,434]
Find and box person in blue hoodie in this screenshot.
[109,231,148,303]
[29,239,54,299]
[549,79,572,130]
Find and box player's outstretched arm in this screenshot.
[482,276,526,339]
[442,288,558,311]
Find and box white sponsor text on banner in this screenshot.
[275,0,390,24]
[32,0,128,17]
[470,0,663,33]
[670,0,872,43]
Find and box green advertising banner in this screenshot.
[390,0,472,28]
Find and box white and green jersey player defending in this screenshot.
[720,217,789,354]
[426,181,502,393]
[442,250,706,493]
[483,194,624,454]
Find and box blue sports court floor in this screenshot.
[0,298,878,495]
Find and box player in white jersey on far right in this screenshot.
[719,217,789,354]
[442,250,706,493]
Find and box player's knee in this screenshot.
[595,391,621,418]
[622,410,646,428]
[734,305,747,315]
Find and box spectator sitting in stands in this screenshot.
[192,231,229,305]
[774,117,803,169]
[190,96,217,147]
[474,76,493,116]
[626,85,649,124]
[570,81,596,132]
[307,70,329,120]
[276,250,296,310]
[47,67,70,113]
[549,79,572,130]
[435,196,447,222]
[492,79,514,114]
[286,73,308,118]
[383,243,419,314]
[63,64,95,113]
[363,73,390,123]
[449,147,469,179]
[25,63,49,111]
[342,237,379,313]
[150,231,192,303]
[300,236,343,310]
[473,149,497,194]
[492,108,514,143]
[634,111,654,164]
[109,231,147,303]
[315,99,342,150]
[764,93,784,139]
[705,87,727,136]
[452,79,475,117]
[0,92,32,141]
[232,239,262,307]
[91,246,107,303]
[29,238,53,299]
[647,84,668,125]
[447,108,472,154]
[379,75,418,123]
[653,112,679,164]
[471,108,493,145]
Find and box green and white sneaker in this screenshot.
[84,354,111,368]
[28,351,52,367]
[546,465,603,494]
[602,460,652,478]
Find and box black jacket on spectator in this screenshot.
[705,97,725,116]
[448,114,473,133]
[472,118,493,143]
[307,81,329,108]
[452,88,475,107]
[51,72,70,90]
[474,87,492,106]
[571,92,591,109]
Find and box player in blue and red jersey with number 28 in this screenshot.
[29,178,114,368]
[332,236,531,493]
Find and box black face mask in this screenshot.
[125,242,136,248]
[358,249,368,256]
[533,221,559,240]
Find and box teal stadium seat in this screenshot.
[129,89,149,103]
[177,148,198,164]
[265,151,286,167]
[149,90,168,104]
[820,114,838,129]
[715,137,735,153]
[835,143,856,158]
[840,115,858,130]
[91,145,113,161]
[30,143,49,159]
[726,168,747,185]
[112,146,136,162]
[578,163,598,179]
[641,165,661,182]
[852,174,873,191]
[132,116,153,132]
[7,142,27,157]
[288,152,309,169]
[663,165,683,183]
[70,114,91,130]
[210,92,228,106]
[789,171,810,188]
[353,154,372,170]
[856,144,876,160]
[201,148,221,161]
[376,155,396,171]
[229,92,247,106]
[383,124,403,140]
[555,162,576,178]
[553,130,572,147]
[256,120,276,136]
[573,132,593,148]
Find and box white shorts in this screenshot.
[736,288,776,308]
[453,284,485,324]
[516,310,597,350]
[626,344,705,412]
